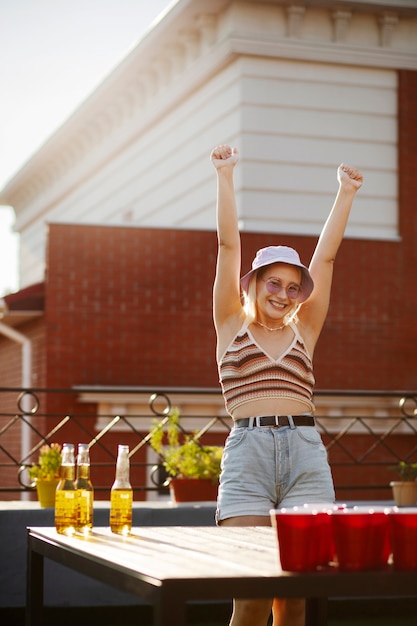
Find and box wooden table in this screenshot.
[1,501,216,608]
[26,526,417,626]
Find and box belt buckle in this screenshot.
[273,415,281,428]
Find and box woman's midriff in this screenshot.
[230,398,314,420]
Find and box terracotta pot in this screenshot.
[390,481,417,507]
[169,478,218,503]
[36,478,59,508]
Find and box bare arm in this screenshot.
[211,145,244,349]
[299,164,363,344]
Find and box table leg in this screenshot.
[26,540,44,626]
[153,592,186,626]
[305,597,327,626]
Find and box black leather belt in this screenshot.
[234,415,315,428]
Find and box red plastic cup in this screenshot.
[389,508,417,571]
[300,504,337,566]
[271,507,331,571]
[332,508,390,571]
[352,506,392,564]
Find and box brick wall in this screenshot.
[44,222,413,394]
[0,318,46,397]
[45,225,219,389]
[0,319,46,497]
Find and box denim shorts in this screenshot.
[216,422,335,523]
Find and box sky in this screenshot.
[0,0,173,297]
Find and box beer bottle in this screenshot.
[110,445,133,535]
[55,443,77,535]
[75,443,94,534]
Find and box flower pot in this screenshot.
[36,478,59,508]
[169,478,218,503]
[390,481,417,507]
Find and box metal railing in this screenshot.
[0,387,416,501]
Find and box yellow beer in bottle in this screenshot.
[110,444,132,535]
[55,443,77,535]
[75,443,94,534]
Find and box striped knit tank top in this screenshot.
[218,321,315,416]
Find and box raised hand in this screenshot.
[210,144,239,169]
[337,163,363,190]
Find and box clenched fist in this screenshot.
[210,144,239,169]
[338,164,363,190]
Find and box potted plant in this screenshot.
[149,409,223,502]
[389,461,417,507]
[28,443,62,508]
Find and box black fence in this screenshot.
[0,387,416,500]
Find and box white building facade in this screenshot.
[0,0,416,289]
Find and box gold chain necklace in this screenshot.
[255,320,285,332]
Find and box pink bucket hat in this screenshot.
[240,245,314,302]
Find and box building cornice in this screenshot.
[1,0,416,223]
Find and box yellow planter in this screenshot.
[36,479,59,508]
